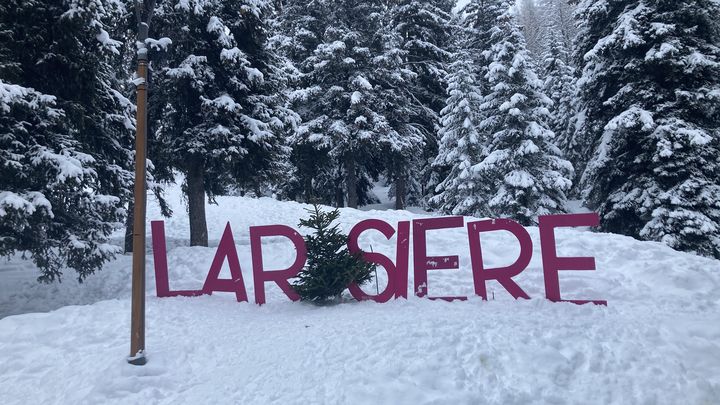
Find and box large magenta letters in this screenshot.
[152,213,606,306]
[413,217,467,301]
[250,225,307,305]
[202,223,249,302]
[394,221,411,299]
[346,219,411,302]
[152,221,204,298]
[539,213,607,305]
[347,219,397,303]
[467,219,532,300]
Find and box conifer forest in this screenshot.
[1,0,719,281]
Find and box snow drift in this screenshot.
[0,184,719,404]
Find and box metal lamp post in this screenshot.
[128,0,155,366]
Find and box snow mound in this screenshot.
[0,183,719,404]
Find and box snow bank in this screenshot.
[0,183,719,404]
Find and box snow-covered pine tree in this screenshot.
[0,0,134,282]
[270,0,327,64]
[575,0,720,258]
[390,0,454,125]
[460,0,507,124]
[151,0,297,246]
[372,38,424,211]
[431,52,487,216]
[518,0,547,59]
[387,0,455,208]
[269,0,334,203]
[419,1,503,207]
[364,4,428,211]
[286,0,402,208]
[537,0,578,65]
[541,33,578,174]
[461,0,506,64]
[474,3,573,225]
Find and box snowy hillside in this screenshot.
[1,183,719,404]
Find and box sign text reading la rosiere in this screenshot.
[151,213,606,305]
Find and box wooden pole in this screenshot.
[128,0,154,365]
[128,47,149,366]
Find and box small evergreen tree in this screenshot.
[293,204,375,304]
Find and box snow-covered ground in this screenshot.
[1,183,719,404]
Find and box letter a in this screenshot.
[202,222,249,302]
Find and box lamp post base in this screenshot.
[127,351,147,366]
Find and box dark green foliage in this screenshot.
[0,0,134,282]
[457,5,572,225]
[275,0,418,208]
[575,0,720,258]
[293,204,374,304]
[386,0,456,207]
[151,0,295,193]
[461,0,506,68]
[148,0,297,245]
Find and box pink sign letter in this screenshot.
[152,221,204,298]
[413,216,466,301]
[250,225,307,305]
[539,213,607,305]
[201,223,249,302]
[347,219,397,303]
[467,219,531,300]
[394,221,411,299]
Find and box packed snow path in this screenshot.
[0,185,719,404]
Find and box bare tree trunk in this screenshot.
[335,187,344,208]
[346,153,358,208]
[304,177,313,203]
[395,175,406,210]
[124,201,134,253]
[186,159,208,247]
